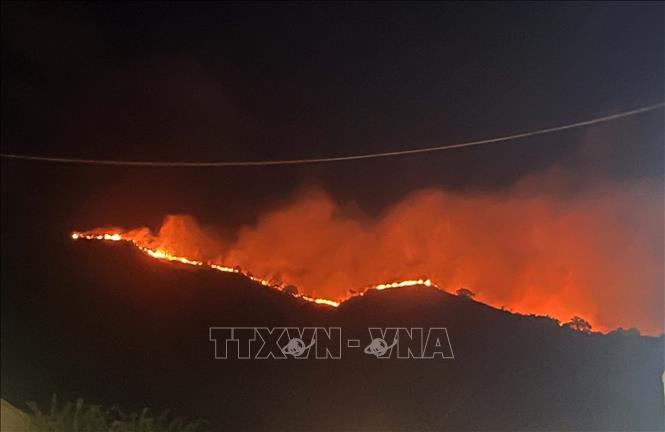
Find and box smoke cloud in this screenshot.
[91,175,664,335]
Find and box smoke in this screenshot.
[90,175,664,335]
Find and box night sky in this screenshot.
[3,3,663,211]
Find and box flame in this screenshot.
[71,227,439,303]
[372,279,433,290]
[300,296,341,307]
[71,230,357,306]
[72,232,122,241]
[70,230,441,308]
[68,177,664,335]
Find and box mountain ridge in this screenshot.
[1,240,663,430]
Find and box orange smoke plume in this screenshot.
[72,179,664,335]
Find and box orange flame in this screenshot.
[68,178,664,335]
[69,230,448,308]
[71,230,351,306]
[373,279,433,290]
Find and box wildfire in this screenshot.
[372,279,433,290]
[63,176,665,337]
[70,230,430,308]
[299,296,341,307]
[72,232,122,241]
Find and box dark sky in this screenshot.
[1,1,663,230]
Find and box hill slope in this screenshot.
[2,241,663,431]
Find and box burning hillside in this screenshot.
[71,229,439,308]
[12,231,665,431]
[71,179,664,334]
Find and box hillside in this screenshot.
[1,240,663,431]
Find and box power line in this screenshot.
[1,102,663,167]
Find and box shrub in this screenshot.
[26,395,208,432]
[455,287,476,299]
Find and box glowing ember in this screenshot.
[72,232,123,241]
[372,279,433,290]
[300,296,341,307]
[70,230,438,308]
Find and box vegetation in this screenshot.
[564,316,592,334]
[455,287,476,299]
[26,395,208,432]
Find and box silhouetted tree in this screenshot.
[282,285,298,295]
[455,288,476,299]
[565,316,592,334]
